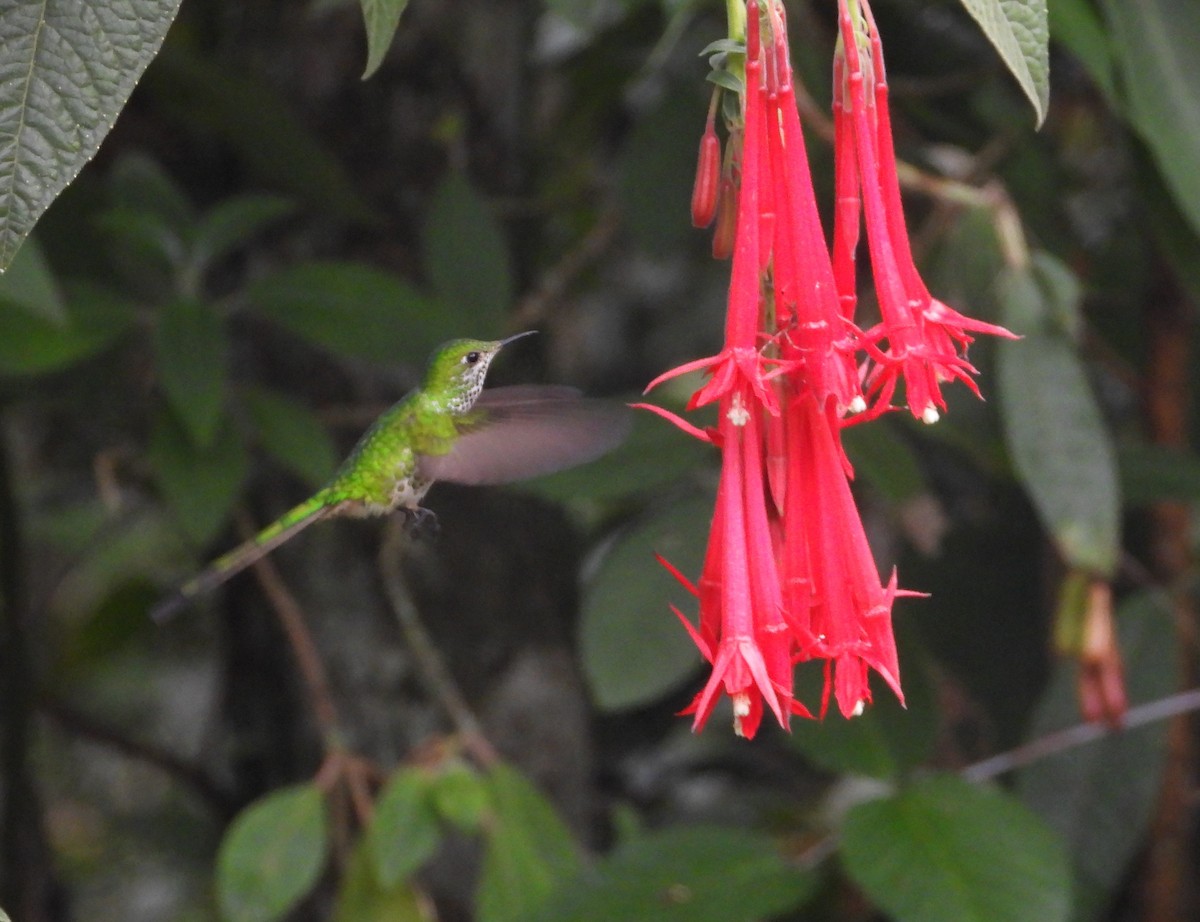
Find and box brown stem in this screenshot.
[377,519,498,766]
[238,512,341,744]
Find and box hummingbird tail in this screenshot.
[151,492,337,622]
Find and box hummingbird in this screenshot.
[152,331,629,620]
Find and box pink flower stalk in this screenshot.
[834,0,1016,423]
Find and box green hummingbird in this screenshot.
[152,331,629,620]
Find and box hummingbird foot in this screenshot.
[404,506,440,540]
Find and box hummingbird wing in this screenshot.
[417,385,631,486]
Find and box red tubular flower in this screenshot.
[835,0,1016,423]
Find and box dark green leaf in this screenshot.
[533,826,814,922]
[580,493,715,710]
[154,298,228,447]
[191,195,295,274]
[698,38,745,57]
[216,783,329,922]
[1049,0,1117,103]
[0,237,66,323]
[997,262,1119,576]
[243,387,338,488]
[842,775,1071,922]
[430,762,491,833]
[706,70,744,94]
[334,839,426,922]
[368,768,442,888]
[1017,591,1175,921]
[423,172,513,328]
[360,0,411,79]
[148,46,373,222]
[149,412,248,546]
[0,0,184,269]
[1103,0,1200,239]
[957,0,1050,126]
[247,262,446,365]
[477,764,581,922]
[0,284,135,375]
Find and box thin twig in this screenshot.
[238,511,341,744]
[376,518,499,766]
[962,688,1200,782]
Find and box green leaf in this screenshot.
[842,775,1071,922]
[360,0,411,79]
[1017,591,1175,921]
[154,298,228,447]
[580,493,715,711]
[423,172,513,327]
[368,768,442,888]
[216,783,329,922]
[997,261,1119,576]
[334,839,427,922]
[957,0,1050,127]
[247,262,447,365]
[430,762,491,833]
[149,412,248,546]
[243,387,338,488]
[477,764,581,922]
[0,0,184,270]
[532,826,814,922]
[1048,0,1117,103]
[0,236,65,323]
[1103,0,1200,240]
[0,284,135,375]
[147,46,373,223]
[190,195,295,274]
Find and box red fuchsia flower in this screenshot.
[834,0,1016,423]
[640,0,915,735]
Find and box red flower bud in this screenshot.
[691,127,721,228]
[711,175,737,260]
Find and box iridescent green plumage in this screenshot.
[153,333,628,620]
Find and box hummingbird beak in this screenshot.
[498,330,538,349]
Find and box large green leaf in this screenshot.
[334,839,426,922]
[216,783,329,922]
[368,767,442,888]
[580,493,715,711]
[0,283,135,375]
[532,826,813,922]
[477,764,581,922]
[1017,591,1175,921]
[247,262,448,365]
[243,387,338,489]
[153,298,228,447]
[423,171,513,329]
[1103,0,1200,239]
[997,258,1119,576]
[0,236,65,322]
[842,775,1071,922]
[359,0,411,79]
[957,0,1050,126]
[1048,0,1117,102]
[149,412,248,546]
[0,0,183,269]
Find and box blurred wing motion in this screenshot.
[418,385,631,485]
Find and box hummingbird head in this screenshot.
[426,331,537,413]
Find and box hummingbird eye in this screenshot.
[464,351,481,365]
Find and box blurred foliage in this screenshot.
[2,1,1200,921]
